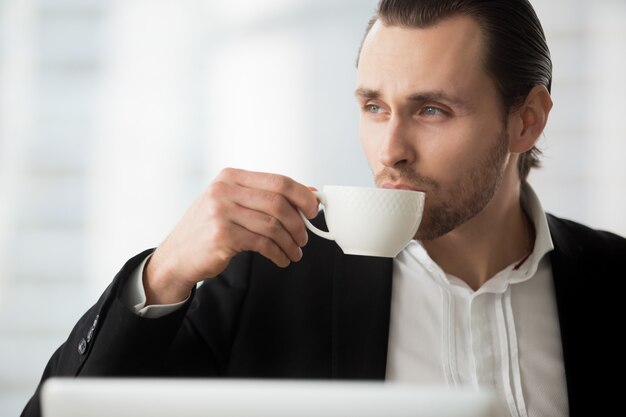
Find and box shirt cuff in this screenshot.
[120,253,190,319]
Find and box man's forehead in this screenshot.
[355,16,496,110]
[356,15,489,99]
[360,16,485,61]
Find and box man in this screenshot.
[22,1,625,416]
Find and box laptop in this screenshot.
[41,378,498,417]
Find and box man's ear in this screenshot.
[509,85,553,153]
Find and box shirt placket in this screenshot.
[469,293,495,388]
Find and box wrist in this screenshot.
[143,252,193,306]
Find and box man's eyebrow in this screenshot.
[407,91,470,109]
[354,88,380,100]
[355,88,471,110]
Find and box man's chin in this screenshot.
[414,214,459,241]
[414,224,442,241]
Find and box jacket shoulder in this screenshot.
[547,213,626,261]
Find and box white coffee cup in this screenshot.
[299,185,425,258]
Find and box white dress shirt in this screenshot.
[122,184,568,417]
[385,185,568,417]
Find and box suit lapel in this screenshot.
[330,248,393,379]
[547,214,583,415]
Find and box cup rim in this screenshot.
[322,185,425,195]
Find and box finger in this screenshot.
[227,203,303,263]
[228,184,309,247]
[226,220,292,268]
[218,168,319,219]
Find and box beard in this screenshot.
[375,129,510,241]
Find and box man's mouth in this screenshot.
[380,182,423,192]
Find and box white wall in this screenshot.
[0,0,624,415]
[530,0,626,235]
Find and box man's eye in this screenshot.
[364,104,382,114]
[420,106,445,116]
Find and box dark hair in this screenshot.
[359,0,552,181]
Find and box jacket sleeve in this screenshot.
[20,249,198,417]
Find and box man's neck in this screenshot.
[422,181,535,291]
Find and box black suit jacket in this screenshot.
[22,214,626,417]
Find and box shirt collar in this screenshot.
[516,182,554,278]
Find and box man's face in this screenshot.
[356,16,511,240]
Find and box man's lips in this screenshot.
[381,183,423,192]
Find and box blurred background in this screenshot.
[0,0,624,414]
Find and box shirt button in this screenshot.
[78,338,87,355]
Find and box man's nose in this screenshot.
[378,116,415,168]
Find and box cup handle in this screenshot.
[299,191,335,241]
